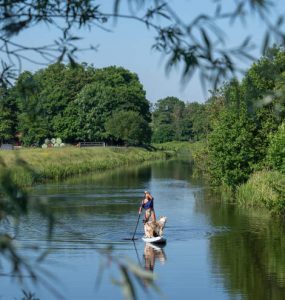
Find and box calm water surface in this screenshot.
[1,160,285,300]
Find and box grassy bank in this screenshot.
[0,146,170,186]
[154,141,200,158]
[236,170,285,215]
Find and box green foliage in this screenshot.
[12,64,95,144]
[105,111,151,146]
[272,71,285,119]
[184,102,210,140]
[266,122,285,173]
[237,170,285,214]
[208,107,257,187]
[4,64,150,145]
[152,124,175,143]
[57,66,150,142]
[205,49,285,188]
[152,97,191,142]
[0,87,17,143]
[242,46,285,111]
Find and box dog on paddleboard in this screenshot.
[144,216,167,238]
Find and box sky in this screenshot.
[10,0,284,104]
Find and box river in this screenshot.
[1,160,285,300]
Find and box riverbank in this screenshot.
[0,146,172,186]
[236,170,285,214]
[187,140,285,215]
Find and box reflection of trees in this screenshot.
[60,162,153,187]
[151,160,196,182]
[196,189,285,300]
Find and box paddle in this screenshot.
[123,200,143,241]
[131,203,143,240]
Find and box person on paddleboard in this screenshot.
[139,191,156,223]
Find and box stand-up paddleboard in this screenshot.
[142,236,167,244]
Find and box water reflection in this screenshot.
[195,188,285,300]
[143,243,167,272]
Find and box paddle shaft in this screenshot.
[131,203,143,240]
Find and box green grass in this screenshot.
[236,170,285,214]
[0,146,169,186]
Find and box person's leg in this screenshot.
[151,209,156,222]
[144,209,151,222]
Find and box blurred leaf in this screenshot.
[125,259,156,281]
[262,31,270,55]
[120,265,137,300]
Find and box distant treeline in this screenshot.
[0,62,215,147]
[0,64,152,146]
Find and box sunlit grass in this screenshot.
[0,146,168,186]
[236,170,285,214]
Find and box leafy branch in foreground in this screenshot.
[0,0,285,89]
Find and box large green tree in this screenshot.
[12,63,95,144]
[57,66,150,142]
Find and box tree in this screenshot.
[152,96,191,142]
[10,63,95,144]
[105,110,151,145]
[60,66,150,142]
[241,47,285,112]
[12,71,50,145]
[0,87,15,143]
[208,107,257,187]
[184,102,210,141]
[238,48,285,162]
